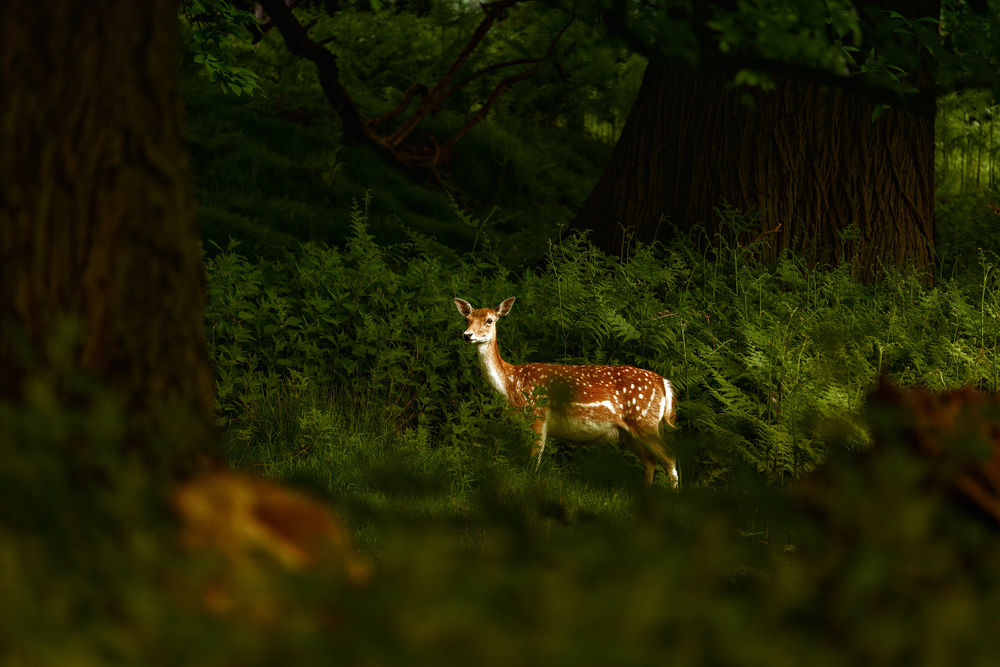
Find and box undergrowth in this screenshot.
[6,200,1000,665]
[206,197,1000,500]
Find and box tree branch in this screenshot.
[440,56,550,105]
[367,84,429,132]
[437,18,571,162]
[255,0,369,144]
[384,0,528,148]
[256,0,569,172]
[252,0,302,44]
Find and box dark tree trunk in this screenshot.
[0,1,217,467]
[573,61,936,275]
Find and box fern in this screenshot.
[205,197,1000,488]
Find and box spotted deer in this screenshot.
[454,297,678,487]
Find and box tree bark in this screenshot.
[0,1,217,466]
[572,60,936,275]
[574,0,940,276]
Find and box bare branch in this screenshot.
[255,0,368,144]
[252,0,302,44]
[437,19,571,162]
[385,0,528,148]
[437,14,574,109]
[368,84,429,131]
[437,67,540,162]
[255,0,570,172]
[442,57,547,102]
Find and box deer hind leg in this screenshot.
[622,436,658,487]
[633,428,680,489]
[530,417,548,471]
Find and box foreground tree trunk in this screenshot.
[0,0,216,466]
[573,59,936,276]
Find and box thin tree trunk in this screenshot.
[941,121,949,188]
[0,0,217,467]
[962,131,968,193]
[978,122,983,189]
[989,116,995,189]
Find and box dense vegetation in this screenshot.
[6,2,1000,664]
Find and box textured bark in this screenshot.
[574,0,940,276]
[0,1,216,461]
[573,61,936,275]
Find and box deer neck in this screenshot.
[477,337,513,397]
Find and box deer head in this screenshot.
[454,297,515,344]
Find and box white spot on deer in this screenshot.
[573,400,617,412]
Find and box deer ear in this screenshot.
[454,298,473,316]
[496,297,515,317]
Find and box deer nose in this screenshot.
[463,332,473,342]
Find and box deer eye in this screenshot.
[486,318,493,325]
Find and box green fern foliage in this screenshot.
[205,200,1000,487]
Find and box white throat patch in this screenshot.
[477,343,508,396]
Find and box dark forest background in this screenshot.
[4,1,1000,663]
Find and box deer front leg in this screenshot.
[530,417,548,471]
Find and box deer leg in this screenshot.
[530,417,548,471]
[641,432,679,489]
[630,427,680,489]
[641,458,657,488]
[620,433,658,488]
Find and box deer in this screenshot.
[454,296,679,488]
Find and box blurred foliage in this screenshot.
[935,92,1000,276]
[937,91,1000,195]
[4,321,1000,664]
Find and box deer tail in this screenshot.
[662,378,676,428]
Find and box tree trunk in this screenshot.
[961,130,968,193]
[572,59,936,276]
[0,0,217,468]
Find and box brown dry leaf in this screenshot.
[172,470,373,617]
[868,381,1000,526]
